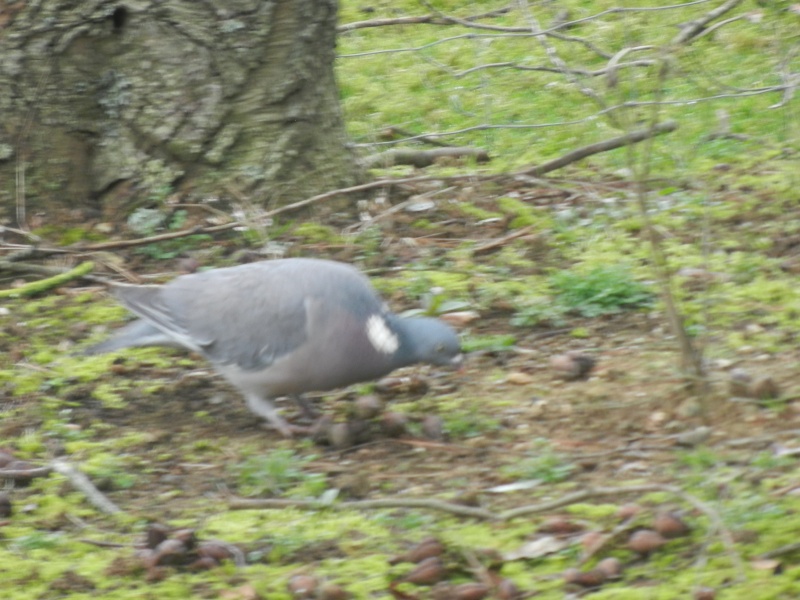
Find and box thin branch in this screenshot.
[672,0,745,45]
[228,497,496,520]
[0,261,96,298]
[338,5,513,33]
[362,147,490,169]
[472,226,536,256]
[519,120,679,177]
[51,459,122,515]
[455,59,655,78]
[0,466,53,481]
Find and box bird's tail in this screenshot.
[84,320,176,355]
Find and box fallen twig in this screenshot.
[363,147,490,169]
[0,261,95,298]
[338,5,513,33]
[51,459,122,515]
[0,466,53,481]
[472,226,535,256]
[229,497,496,520]
[672,0,744,45]
[518,120,678,177]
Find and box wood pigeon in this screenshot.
[86,258,463,436]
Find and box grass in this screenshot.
[337,1,799,178]
[2,2,800,599]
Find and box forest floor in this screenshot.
[3,166,800,599]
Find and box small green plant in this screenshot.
[235,449,327,497]
[461,334,516,353]
[402,287,472,318]
[550,266,653,317]
[511,299,568,328]
[501,440,575,484]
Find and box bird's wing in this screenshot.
[115,260,387,372]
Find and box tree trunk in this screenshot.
[0,0,361,225]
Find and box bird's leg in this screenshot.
[244,393,295,438]
[291,395,319,420]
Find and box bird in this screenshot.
[85,258,463,437]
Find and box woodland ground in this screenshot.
[2,1,800,599]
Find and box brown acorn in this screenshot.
[564,567,607,587]
[390,537,445,565]
[172,528,197,550]
[152,538,187,566]
[628,529,666,556]
[653,511,690,538]
[496,578,522,600]
[577,569,607,587]
[448,582,490,600]
[317,582,350,600]
[596,557,622,579]
[145,523,171,549]
[421,415,445,441]
[381,412,409,437]
[729,368,752,397]
[287,574,318,599]
[617,503,642,521]
[187,556,218,571]
[539,516,583,535]
[354,395,384,420]
[327,422,354,450]
[751,376,779,400]
[693,586,717,600]
[550,351,595,380]
[0,492,11,518]
[0,450,14,468]
[401,556,446,585]
[197,541,237,562]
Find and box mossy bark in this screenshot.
[0,0,360,223]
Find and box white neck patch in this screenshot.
[366,314,400,355]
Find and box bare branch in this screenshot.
[362,147,489,169]
[672,0,745,45]
[520,120,679,177]
[51,459,122,515]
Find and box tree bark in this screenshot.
[0,0,360,224]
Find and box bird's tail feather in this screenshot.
[84,320,177,355]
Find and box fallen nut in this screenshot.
[628,529,666,556]
[401,556,445,585]
[596,557,622,578]
[354,395,384,420]
[287,574,318,599]
[390,537,445,565]
[653,511,690,538]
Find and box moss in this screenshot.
[292,222,343,244]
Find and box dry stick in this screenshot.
[472,225,535,255]
[518,121,678,177]
[628,59,706,388]
[228,497,496,520]
[379,126,452,147]
[51,459,122,515]
[0,261,96,298]
[0,466,53,481]
[672,0,744,45]
[338,4,513,33]
[362,147,490,169]
[455,59,655,79]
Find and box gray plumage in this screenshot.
[86,258,462,436]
